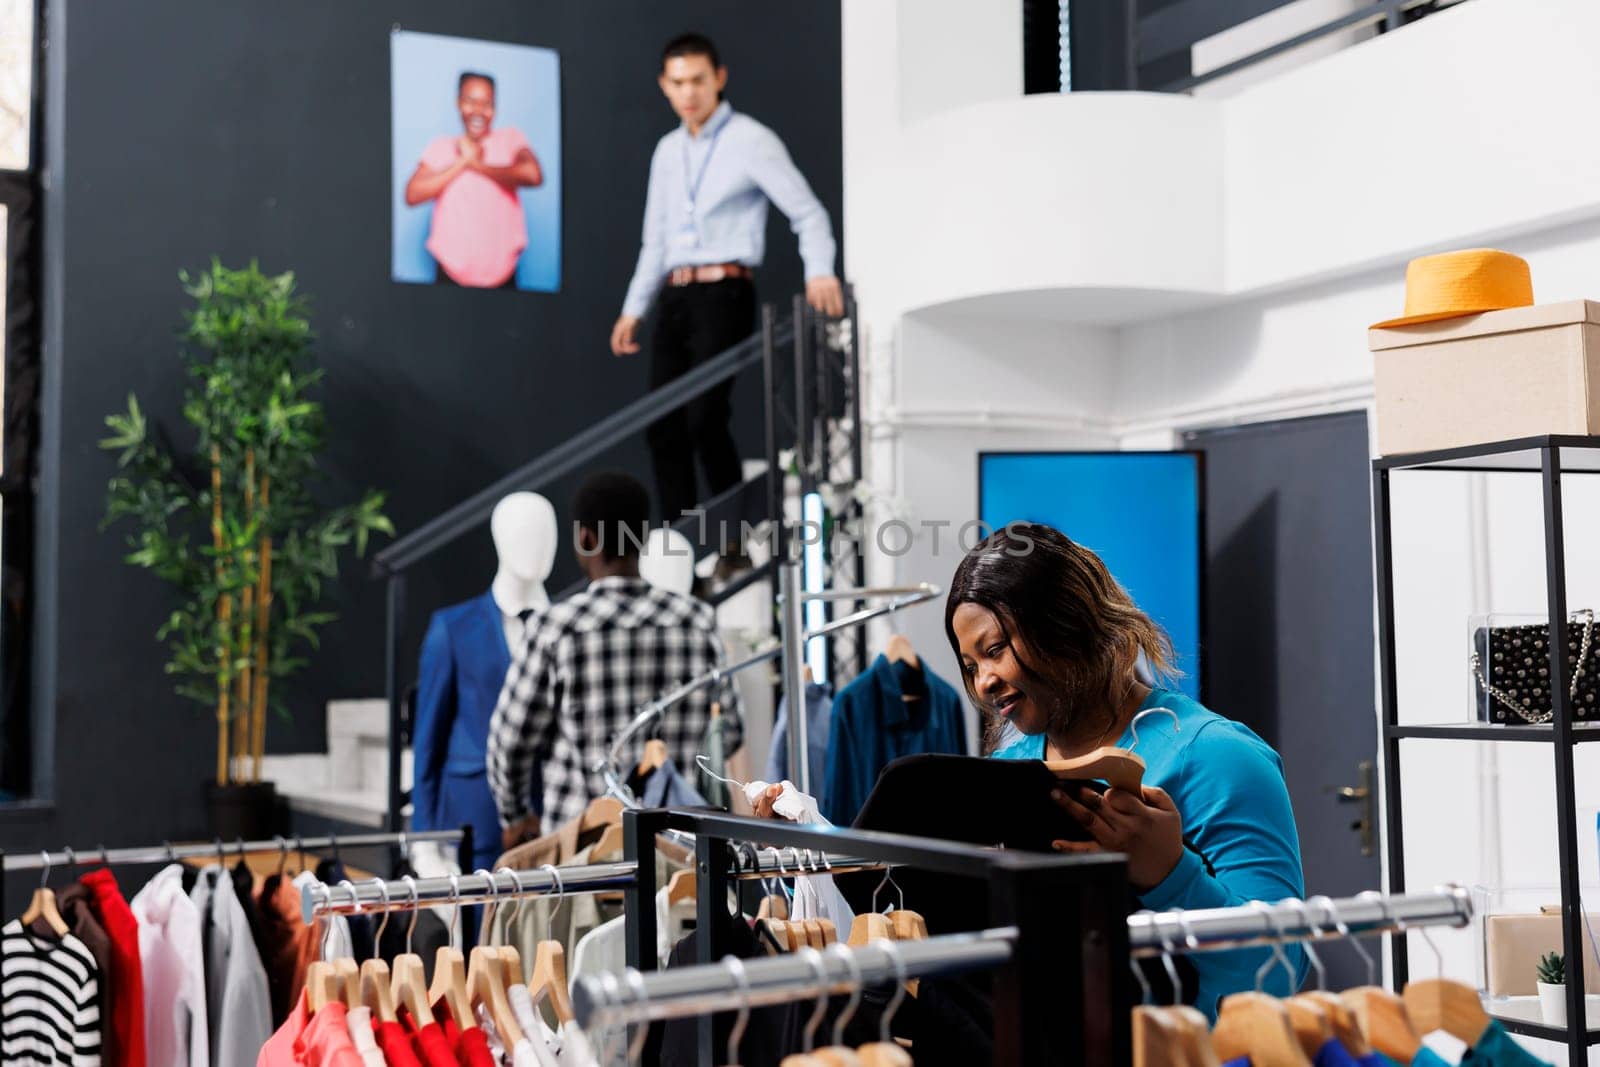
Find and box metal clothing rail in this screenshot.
[622,808,1133,1065]
[574,926,1018,1029]
[298,845,905,927]
[0,828,465,874]
[1127,886,1472,958]
[299,861,640,925]
[596,578,943,801]
[0,828,467,929]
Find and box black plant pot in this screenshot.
[203,780,279,841]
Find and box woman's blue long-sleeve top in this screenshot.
[992,686,1309,1019]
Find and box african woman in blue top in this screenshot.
[947,523,1308,1019]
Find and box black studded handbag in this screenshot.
[1471,609,1598,724]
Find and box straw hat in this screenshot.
[1371,248,1533,329]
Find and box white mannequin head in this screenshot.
[490,493,557,613]
[639,527,696,596]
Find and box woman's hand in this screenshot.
[1050,784,1184,892]
[752,783,784,819]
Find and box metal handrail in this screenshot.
[372,319,793,578]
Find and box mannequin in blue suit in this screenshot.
[413,492,557,871]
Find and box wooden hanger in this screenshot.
[667,867,697,908]
[1341,988,1420,1064]
[1283,997,1333,1059]
[1132,1005,1188,1067]
[757,890,790,920]
[430,944,474,1029]
[21,885,68,938]
[22,855,68,938]
[499,946,524,988]
[1403,976,1490,1047]
[529,939,575,1024]
[1212,992,1312,1067]
[847,912,894,947]
[1161,1005,1222,1067]
[579,795,624,834]
[360,957,398,1023]
[305,961,343,1014]
[333,957,361,1007]
[636,738,669,778]
[884,633,919,669]
[1296,991,1369,1057]
[468,946,525,1046]
[1045,748,1146,794]
[391,954,430,1025]
[390,879,434,1026]
[803,664,814,683]
[889,910,928,941]
[592,821,627,861]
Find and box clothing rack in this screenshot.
[298,844,910,925]
[0,827,467,925]
[596,576,942,801]
[619,807,1133,1065]
[574,926,1018,1027]
[1126,886,1472,958]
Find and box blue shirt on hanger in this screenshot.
[822,654,967,826]
[766,681,834,791]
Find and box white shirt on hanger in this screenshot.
[570,886,697,982]
[345,1005,387,1067]
[130,864,210,1067]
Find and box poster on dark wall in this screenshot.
[391,30,561,292]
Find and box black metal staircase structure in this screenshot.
[371,290,864,831]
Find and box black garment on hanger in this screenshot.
[651,919,802,1066]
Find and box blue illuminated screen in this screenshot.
[978,452,1202,699]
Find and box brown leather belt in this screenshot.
[667,263,753,287]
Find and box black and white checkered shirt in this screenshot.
[487,575,744,831]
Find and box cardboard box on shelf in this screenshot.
[1369,300,1600,456]
[1485,909,1600,996]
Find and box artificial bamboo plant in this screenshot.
[100,261,392,787]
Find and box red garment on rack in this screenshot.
[401,1007,457,1067]
[374,1019,424,1067]
[454,1027,495,1067]
[80,867,147,1067]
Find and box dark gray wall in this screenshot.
[7,1,840,856]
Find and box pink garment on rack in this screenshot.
[295,1000,363,1067]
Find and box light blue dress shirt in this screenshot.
[622,100,837,319]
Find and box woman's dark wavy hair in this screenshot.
[944,523,1177,751]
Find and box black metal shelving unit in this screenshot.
[1374,434,1600,1057]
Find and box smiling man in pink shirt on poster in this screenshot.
[404,70,543,289]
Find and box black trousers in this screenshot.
[644,278,756,525]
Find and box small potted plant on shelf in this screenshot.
[100,261,392,838]
[1537,950,1566,1025]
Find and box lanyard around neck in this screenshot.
[682,112,729,217]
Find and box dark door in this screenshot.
[1185,412,1380,990]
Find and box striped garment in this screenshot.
[2,918,102,1065]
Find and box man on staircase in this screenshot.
[609,32,842,573]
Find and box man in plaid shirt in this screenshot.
[487,472,744,847]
